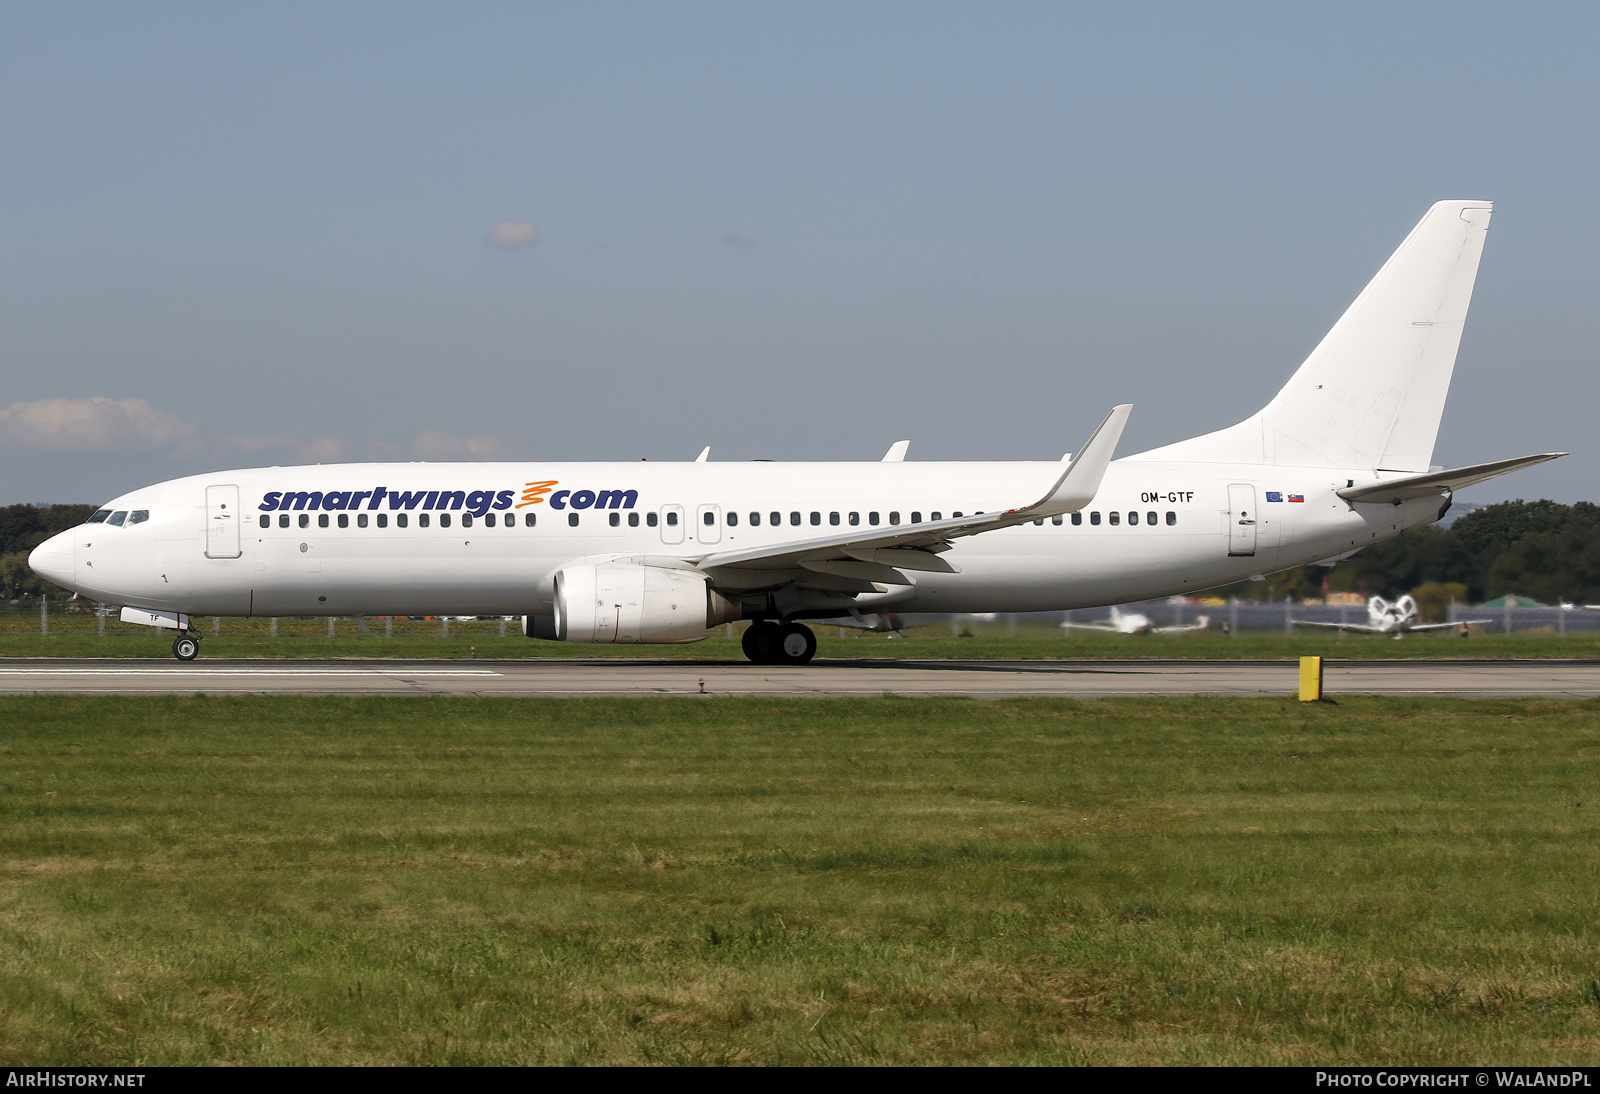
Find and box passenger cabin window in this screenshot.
[259,515,270,528]
[377,514,388,528]
[889,511,900,525]
[419,514,430,528]
[1166,511,1176,525]
[1071,512,1082,526]
[525,512,537,527]
[398,514,409,528]
[666,511,678,526]
[931,512,942,521]
[1128,512,1138,525]
[769,512,780,526]
[299,514,309,528]
[441,514,452,528]
[568,513,579,527]
[1148,511,1158,526]
[1109,512,1120,525]
[318,514,330,528]
[727,512,738,526]
[88,510,111,524]
[338,514,349,528]
[461,514,472,528]
[108,511,127,526]
[1089,511,1101,525]
[749,512,760,526]
[1052,515,1063,526]
[848,512,859,526]
[790,511,801,526]
[869,512,879,525]
[829,512,839,525]
[610,513,620,527]
[1033,518,1043,526]
[704,511,715,526]
[628,512,639,527]
[484,513,495,527]
[644,512,655,527]
[952,511,963,518]
[810,512,820,526]
[129,510,149,525]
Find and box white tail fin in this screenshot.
[1132,200,1492,471]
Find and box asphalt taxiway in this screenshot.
[0,658,1595,698]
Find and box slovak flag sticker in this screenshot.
[1287,494,1305,502]
[1265,491,1283,502]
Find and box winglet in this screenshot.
[694,446,710,463]
[1018,404,1132,516]
[881,440,910,462]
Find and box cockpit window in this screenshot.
[107,511,128,527]
[87,510,111,524]
[128,510,150,525]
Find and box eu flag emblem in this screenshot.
[1265,492,1283,502]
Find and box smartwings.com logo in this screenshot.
[258,482,639,518]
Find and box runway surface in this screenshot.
[0,657,1596,698]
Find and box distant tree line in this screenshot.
[1232,499,1600,607]
[1,503,94,596]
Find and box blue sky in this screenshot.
[3,2,1596,502]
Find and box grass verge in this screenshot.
[3,622,1600,660]
[4,695,1600,1064]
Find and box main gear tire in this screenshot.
[773,623,817,665]
[741,621,780,664]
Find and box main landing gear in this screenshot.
[172,633,201,661]
[740,621,817,665]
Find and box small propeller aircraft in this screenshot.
[1061,605,1211,636]
[1294,594,1491,637]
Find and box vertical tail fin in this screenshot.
[1131,200,1492,470]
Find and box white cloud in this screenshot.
[721,232,757,249]
[484,221,540,248]
[411,430,507,460]
[0,396,200,451]
[297,436,348,463]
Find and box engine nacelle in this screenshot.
[552,562,739,644]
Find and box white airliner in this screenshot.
[29,200,1564,664]
[1294,594,1492,637]
[1062,605,1211,636]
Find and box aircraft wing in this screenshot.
[688,405,1132,583]
[1338,453,1565,505]
[1294,620,1386,633]
[1061,621,1123,633]
[1151,619,1210,634]
[1408,619,1494,631]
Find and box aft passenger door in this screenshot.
[204,484,243,559]
[659,504,685,545]
[1226,483,1256,557]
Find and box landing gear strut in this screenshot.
[172,634,200,661]
[741,621,817,665]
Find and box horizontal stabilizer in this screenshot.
[1338,452,1565,504]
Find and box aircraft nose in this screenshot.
[27,531,75,590]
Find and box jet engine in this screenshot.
[551,561,739,644]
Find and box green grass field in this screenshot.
[3,611,1599,660]
[5,695,1600,1064]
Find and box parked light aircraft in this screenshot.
[29,200,1564,664]
[1294,594,1492,638]
[1061,605,1211,636]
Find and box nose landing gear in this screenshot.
[172,634,200,661]
[740,621,817,665]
